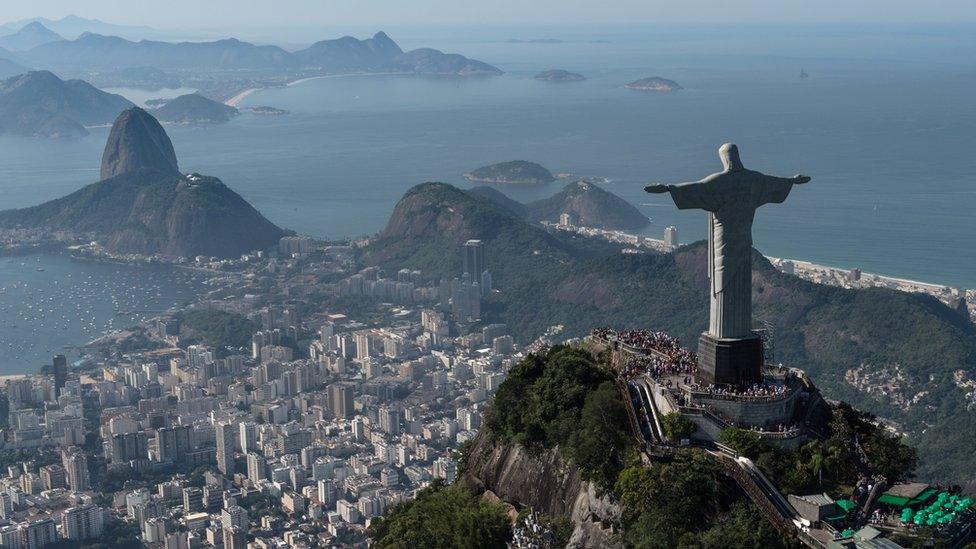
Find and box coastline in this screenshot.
[0,247,213,372]
[769,257,957,292]
[547,222,974,303]
[0,374,27,387]
[225,88,260,107]
[223,71,414,107]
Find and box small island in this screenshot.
[534,69,586,82]
[248,105,289,116]
[464,160,555,185]
[150,93,239,124]
[506,38,564,44]
[625,76,682,92]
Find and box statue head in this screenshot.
[719,143,744,172]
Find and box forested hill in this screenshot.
[364,181,976,486]
[468,180,651,231]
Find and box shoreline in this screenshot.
[224,87,260,107]
[0,247,214,371]
[767,256,967,293]
[223,71,414,107]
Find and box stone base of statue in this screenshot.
[697,333,763,387]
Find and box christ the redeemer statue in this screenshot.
[646,144,810,385]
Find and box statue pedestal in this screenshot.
[697,333,763,387]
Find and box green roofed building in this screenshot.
[876,482,936,508]
[824,499,857,523]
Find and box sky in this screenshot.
[3,0,976,29]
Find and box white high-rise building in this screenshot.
[246,452,266,482]
[61,447,89,492]
[216,422,236,476]
[319,323,334,345]
[664,226,679,250]
[354,332,372,360]
[187,345,214,368]
[433,457,457,484]
[61,504,105,540]
[220,506,248,530]
[317,479,337,506]
[378,406,400,435]
[239,422,257,453]
[337,499,360,524]
[20,518,58,549]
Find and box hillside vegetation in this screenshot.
[465,160,555,184]
[483,346,630,489]
[368,480,512,548]
[476,346,786,547]
[363,181,976,486]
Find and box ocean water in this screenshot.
[0,24,973,370]
[0,253,207,372]
[101,86,198,107]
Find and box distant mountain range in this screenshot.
[0,107,286,257]
[4,30,502,76]
[0,56,28,79]
[469,181,650,231]
[0,15,161,41]
[363,181,976,487]
[0,22,63,51]
[0,70,133,138]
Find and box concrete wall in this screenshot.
[692,389,800,430]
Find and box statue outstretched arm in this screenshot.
[757,174,812,205]
[646,179,722,211]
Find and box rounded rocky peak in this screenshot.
[100,107,179,181]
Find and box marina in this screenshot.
[0,252,208,371]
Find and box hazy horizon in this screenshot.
[3,0,976,33]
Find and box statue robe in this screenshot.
[667,169,796,339]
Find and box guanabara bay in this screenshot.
[0,4,973,549]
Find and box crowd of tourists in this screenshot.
[624,354,696,382]
[592,327,698,378]
[688,381,790,399]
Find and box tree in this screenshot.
[567,381,630,489]
[661,412,697,443]
[369,481,511,549]
[615,452,721,547]
[481,346,629,489]
[719,427,767,459]
[863,431,918,481]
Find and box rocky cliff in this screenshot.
[460,434,623,548]
[100,106,179,179]
[0,108,286,257]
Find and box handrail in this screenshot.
[637,379,665,443]
[617,379,646,448]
